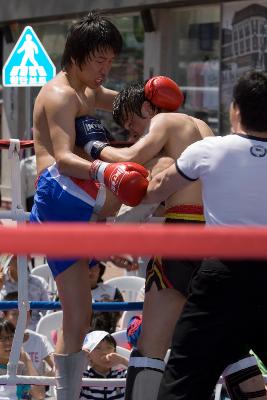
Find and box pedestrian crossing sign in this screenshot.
[2,26,56,87]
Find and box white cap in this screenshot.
[83,330,109,352]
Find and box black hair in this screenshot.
[0,317,15,336]
[91,305,121,334]
[61,10,123,70]
[113,80,158,127]
[3,292,19,316]
[2,292,32,317]
[97,262,106,283]
[90,288,123,334]
[233,70,267,133]
[3,291,18,302]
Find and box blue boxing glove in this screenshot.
[75,116,109,159]
[127,315,142,348]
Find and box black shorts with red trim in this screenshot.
[145,205,204,297]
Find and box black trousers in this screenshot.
[157,258,267,400]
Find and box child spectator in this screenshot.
[0,255,49,330]
[3,292,55,376]
[0,317,44,399]
[89,260,124,333]
[80,330,128,399]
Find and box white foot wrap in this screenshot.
[125,349,165,400]
[54,350,87,400]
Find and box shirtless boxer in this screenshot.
[30,12,148,400]
[76,76,214,400]
[78,76,267,400]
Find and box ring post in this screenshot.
[7,139,30,377]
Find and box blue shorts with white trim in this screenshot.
[30,163,105,278]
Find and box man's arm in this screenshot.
[114,156,173,221]
[44,354,56,376]
[44,87,95,179]
[99,115,169,164]
[143,126,208,204]
[115,202,161,222]
[43,86,149,206]
[144,162,191,204]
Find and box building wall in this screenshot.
[0,1,207,23]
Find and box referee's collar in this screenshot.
[235,132,267,142]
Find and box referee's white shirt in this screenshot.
[176,133,267,226]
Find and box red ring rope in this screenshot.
[0,140,130,149]
[0,223,266,259]
[0,140,34,149]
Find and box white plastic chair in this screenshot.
[36,310,63,349]
[104,276,145,302]
[31,263,57,300]
[116,345,131,360]
[112,329,130,349]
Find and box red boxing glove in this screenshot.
[90,160,149,207]
[145,76,184,112]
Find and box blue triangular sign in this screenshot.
[2,26,56,87]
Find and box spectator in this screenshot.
[80,330,128,399]
[89,259,124,303]
[3,292,55,376]
[90,307,121,335]
[89,259,124,333]
[0,317,44,399]
[0,255,49,330]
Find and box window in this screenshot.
[96,14,144,139]
[170,6,220,134]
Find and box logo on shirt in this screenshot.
[250,145,267,157]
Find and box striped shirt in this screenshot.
[80,368,127,400]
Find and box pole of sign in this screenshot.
[25,87,32,157]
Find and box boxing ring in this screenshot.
[1,139,267,391]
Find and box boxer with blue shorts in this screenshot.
[31,113,108,278]
[31,13,149,399]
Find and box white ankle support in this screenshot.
[54,350,87,400]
